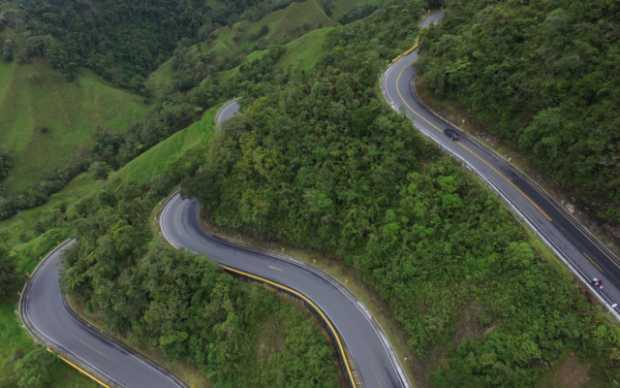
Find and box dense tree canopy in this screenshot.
[12,347,58,388]
[417,0,620,228]
[18,0,260,89]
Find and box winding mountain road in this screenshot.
[19,97,412,388]
[19,8,620,388]
[382,10,620,320]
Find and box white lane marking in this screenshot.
[268,265,283,272]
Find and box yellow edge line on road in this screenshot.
[391,39,420,63]
[458,142,553,222]
[393,59,552,222]
[584,254,603,271]
[221,265,358,388]
[48,348,110,388]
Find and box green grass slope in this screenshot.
[114,107,217,185]
[252,0,335,42]
[279,26,334,72]
[0,61,147,193]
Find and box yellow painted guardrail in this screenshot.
[48,348,111,388]
[222,265,359,388]
[391,38,420,64]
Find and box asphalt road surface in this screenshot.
[19,240,184,388]
[382,10,620,319]
[215,99,240,126]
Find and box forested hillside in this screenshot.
[182,1,620,386]
[0,0,380,221]
[3,0,620,387]
[13,0,260,90]
[416,0,620,234]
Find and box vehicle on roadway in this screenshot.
[591,277,603,289]
[443,127,461,141]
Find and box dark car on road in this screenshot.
[444,127,461,141]
[591,277,604,289]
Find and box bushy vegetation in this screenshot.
[0,245,19,302]
[0,152,11,184]
[11,347,57,388]
[417,0,620,228]
[183,1,620,386]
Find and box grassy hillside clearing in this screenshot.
[0,61,147,193]
[114,107,217,186]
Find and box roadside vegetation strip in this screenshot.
[53,351,111,388]
[221,264,358,388]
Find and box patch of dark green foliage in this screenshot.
[0,245,20,302]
